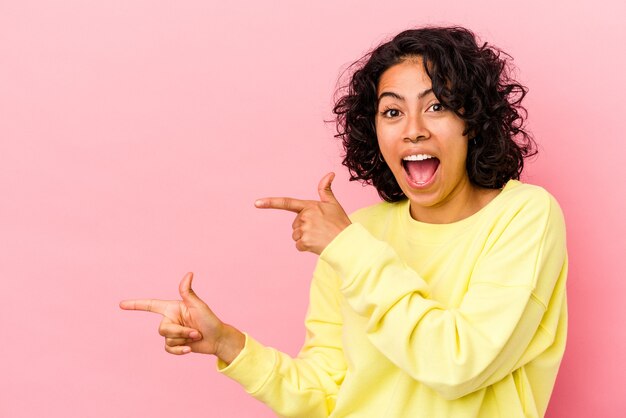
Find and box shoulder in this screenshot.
[345,199,408,240]
[500,180,553,205]
[488,180,566,239]
[348,199,406,226]
[497,180,563,218]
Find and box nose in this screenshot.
[403,112,429,143]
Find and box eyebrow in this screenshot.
[377,88,434,104]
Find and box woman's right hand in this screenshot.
[120,272,245,364]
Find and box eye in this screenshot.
[380,108,401,118]
[428,103,445,112]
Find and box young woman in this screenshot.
[121,26,567,418]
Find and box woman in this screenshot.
[120,26,567,418]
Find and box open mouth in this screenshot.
[402,154,440,186]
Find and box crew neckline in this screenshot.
[400,180,520,243]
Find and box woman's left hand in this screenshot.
[255,172,351,255]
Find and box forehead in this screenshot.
[377,58,432,96]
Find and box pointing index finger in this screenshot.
[119,299,168,315]
[255,197,309,213]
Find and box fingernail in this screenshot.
[254,200,264,207]
[182,347,191,354]
[189,331,200,339]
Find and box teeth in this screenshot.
[403,154,434,161]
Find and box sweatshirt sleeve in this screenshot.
[218,260,347,418]
[320,193,567,400]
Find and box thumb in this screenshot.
[318,172,338,203]
[179,272,202,306]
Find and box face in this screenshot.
[375,58,478,223]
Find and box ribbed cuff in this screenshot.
[217,333,277,394]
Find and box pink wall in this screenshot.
[1,1,624,416]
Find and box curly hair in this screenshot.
[333,26,537,202]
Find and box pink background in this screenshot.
[1,0,625,417]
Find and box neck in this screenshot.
[409,182,500,224]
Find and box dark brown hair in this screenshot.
[333,26,536,202]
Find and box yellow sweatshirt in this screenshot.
[219,180,568,418]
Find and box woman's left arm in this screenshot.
[320,193,567,400]
[257,175,567,400]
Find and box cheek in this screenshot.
[375,124,396,156]
[375,127,386,153]
[376,137,395,164]
[444,141,469,174]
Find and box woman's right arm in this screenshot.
[218,259,347,417]
[121,266,347,418]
